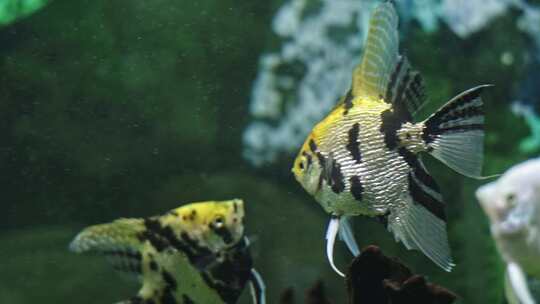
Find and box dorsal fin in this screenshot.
[385,55,427,116]
[352,1,399,99]
[69,218,147,276]
[349,1,427,117]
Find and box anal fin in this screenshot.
[387,171,454,272]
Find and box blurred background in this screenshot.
[1,0,539,303]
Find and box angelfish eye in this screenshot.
[213,216,225,228]
[505,193,517,206]
[299,161,305,170]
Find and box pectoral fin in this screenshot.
[326,216,345,277]
[339,216,360,257]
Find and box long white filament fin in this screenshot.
[339,216,360,256]
[507,262,536,304]
[249,268,266,304]
[326,217,345,277]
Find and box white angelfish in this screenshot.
[477,158,540,304]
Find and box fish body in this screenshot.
[292,1,489,275]
[477,158,540,304]
[301,99,404,218]
[70,199,265,304]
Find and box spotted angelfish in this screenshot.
[69,199,266,304]
[291,1,491,276]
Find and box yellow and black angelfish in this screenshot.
[70,199,265,304]
[292,1,492,276]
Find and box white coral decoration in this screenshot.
[243,0,540,166]
[243,0,378,166]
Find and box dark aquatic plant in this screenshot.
[346,246,457,304]
[280,246,457,304]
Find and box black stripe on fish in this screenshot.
[429,89,482,123]
[103,249,142,261]
[398,148,440,193]
[309,139,345,193]
[139,218,170,252]
[410,74,426,102]
[346,123,362,163]
[380,108,409,150]
[343,90,354,115]
[402,74,425,113]
[424,124,484,143]
[104,249,142,274]
[385,56,405,103]
[162,270,178,290]
[310,139,331,190]
[139,218,213,269]
[206,239,253,304]
[349,175,363,201]
[309,139,318,153]
[398,147,445,220]
[407,173,446,221]
[161,270,178,304]
[111,262,141,274]
[394,67,412,109]
[161,292,176,304]
[149,258,159,272]
[330,160,345,193]
[385,55,426,115]
[321,155,345,194]
[423,88,484,143]
[433,124,483,134]
[425,106,483,133]
[302,151,313,168]
[402,72,425,112]
[180,233,212,257]
[182,295,196,304]
[210,224,234,244]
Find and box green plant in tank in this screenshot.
[0,0,50,27]
[512,103,540,154]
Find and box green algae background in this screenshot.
[0,0,537,303]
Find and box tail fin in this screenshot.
[422,85,492,179]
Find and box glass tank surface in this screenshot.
[1,0,540,303]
